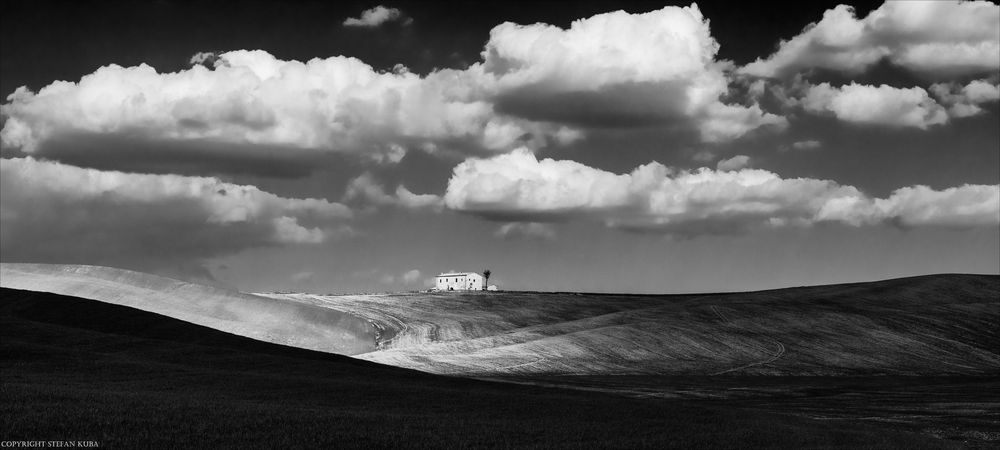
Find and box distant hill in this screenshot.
[3,263,996,378]
[0,287,952,448]
[265,274,1000,377]
[0,263,375,355]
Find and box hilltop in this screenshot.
[264,274,1000,377]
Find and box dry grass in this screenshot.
[1,287,957,449]
[264,274,1000,377]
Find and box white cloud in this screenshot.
[481,4,785,142]
[394,185,444,210]
[444,149,999,235]
[0,50,564,170]
[343,172,443,211]
[494,222,556,240]
[367,143,408,164]
[0,157,352,268]
[930,78,1000,118]
[741,1,1000,79]
[402,269,421,283]
[874,184,1000,228]
[1,5,800,176]
[797,83,948,129]
[716,155,750,171]
[343,5,411,27]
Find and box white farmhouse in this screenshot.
[435,272,485,291]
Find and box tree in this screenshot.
[483,269,491,290]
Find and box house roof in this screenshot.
[437,272,481,277]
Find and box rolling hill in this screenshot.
[0,287,958,448]
[4,263,996,378]
[263,274,1000,377]
[3,264,998,445]
[0,263,375,355]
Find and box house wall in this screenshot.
[436,272,485,291]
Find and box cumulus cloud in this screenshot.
[742,1,1000,79]
[444,149,999,235]
[343,5,411,27]
[481,4,786,142]
[875,184,1000,228]
[342,172,443,211]
[0,5,801,178]
[494,222,556,240]
[0,50,570,174]
[930,78,1000,118]
[716,155,750,171]
[0,157,352,270]
[797,83,948,129]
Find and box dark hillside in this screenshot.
[0,287,951,449]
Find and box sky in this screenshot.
[1,0,998,294]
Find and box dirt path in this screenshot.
[712,338,785,375]
[709,304,786,375]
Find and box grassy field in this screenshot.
[0,263,377,355]
[0,287,960,449]
[266,274,1000,377]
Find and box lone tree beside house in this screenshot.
[483,269,491,290]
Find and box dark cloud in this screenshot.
[0,157,353,277]
[494,81,691,128]
[29,131,332,178]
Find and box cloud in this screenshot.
[7,130,333,178]
[343,5,411,27]
[189,51,226,68]
[873,184,1000,228]
[0,157,352,270]
[291,271,315,282]
[368,143,407,164]
[716,155,750,171]
[930,78,1000,118]
[402,269,421,283]
[494,222,556,240]
[796,83,948,129]
[342,172,443,211]
[791,139,822,150]
[444,149,999,236]
[0,5,801,178]
[358,268,421,287]
[741,1,1000,79]
[394,185,444,210]
[481,5,786,142]
[1,50,568,174]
